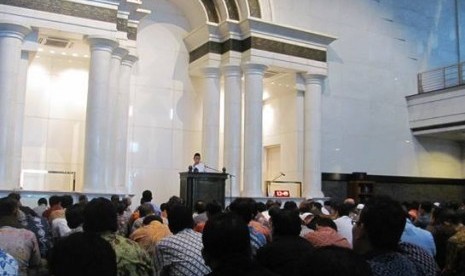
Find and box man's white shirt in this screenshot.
[193,163,205,172]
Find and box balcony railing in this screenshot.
[417,62,465,93]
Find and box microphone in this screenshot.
[271,172,286,181]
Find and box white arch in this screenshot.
[214,0,229,22]
[168,0,209,30]
[168,0,273,31]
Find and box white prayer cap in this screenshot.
[299,212,314,221]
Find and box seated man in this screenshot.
[48,232,116,276]
[83,197,153,276]
[129,215,172,256]
[202,212,277,276]
[353,196,418,276]
[33,198,48,217]
[154,205,211,275]
[297,246,371,276]
[257,209,314,276]
[401,216,436,256]
[229,198,267,255]
[304,216,350,248]
[0,197,41,275]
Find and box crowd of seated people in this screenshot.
[1,190,465,276]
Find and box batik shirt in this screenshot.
[101,232,154,276]
[154,228,211,276]
[367,251,419,276]
[445,228,465,275]
[398,242,440,276]
[0,226,41,276]
[0,249,18,276]
[25,214,52,258]
[249,226,267,256]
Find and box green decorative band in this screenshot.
[127,26,137,41]
[0,0,117,23]
[117,18,128,32]
[189,36,326,63]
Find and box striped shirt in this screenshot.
[154,229,211,276]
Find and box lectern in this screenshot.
[179,171,228,212]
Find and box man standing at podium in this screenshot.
[192,153,205,172]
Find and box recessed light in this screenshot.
[38,48,43,52]
[61,52,67,56]
[72,53,78,57]
[405,140,411,143]
[49,50,55,54]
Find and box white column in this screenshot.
[12,50,32,186]
[296,90,305,185]
[105,47,128,191]
[242,63,267,197]
[0,22,30,189]
[222,65,242,197]
[201,67,221,169]
[83,36,118,193]
[303,73,326,198]
[115,54,137,194]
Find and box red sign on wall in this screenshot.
[274,190,290,197]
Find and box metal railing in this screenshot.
[418,62,465,93]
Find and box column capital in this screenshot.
[0,22,31,40]
[86,36,118,53]
[121,54,138,67]
[241,63,267,75]
[201,66,221,78]
[112,47,129,60]
[302,72,327,84]
[221,65,241,77]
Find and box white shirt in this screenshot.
[193,162,205,172]
[334,215,353,247]
[51,218,71,238]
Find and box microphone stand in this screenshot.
[271,172,285,181]
[204,165,222,173]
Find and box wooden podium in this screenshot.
[179,171,228,212]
